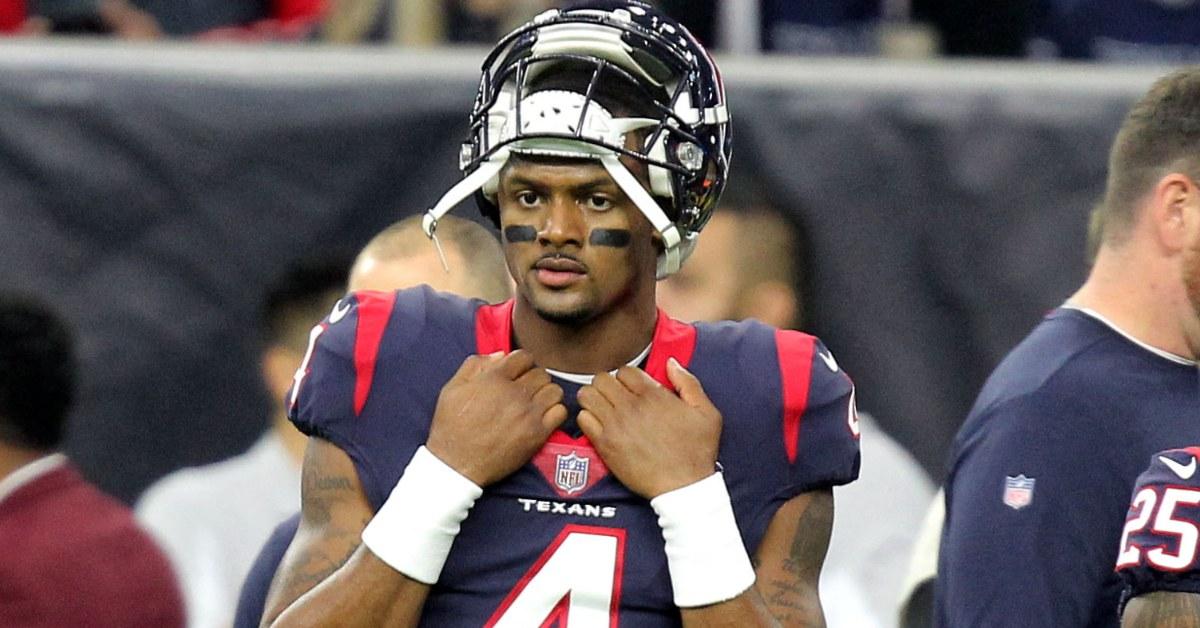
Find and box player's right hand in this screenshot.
[426,350,567,486]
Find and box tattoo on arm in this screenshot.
[781,492,832,578]
[1123,592,1200,628]
[266,440,372,620]
[300,455,358,527]
[760,490,834,627]
[273,524,361,596]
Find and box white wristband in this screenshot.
[650,472,756,608]
[360,446,482,584]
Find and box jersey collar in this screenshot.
[473,302,698,388]
[0,453,67,507]
[1061,303,1197,367]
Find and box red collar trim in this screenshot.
[643,309,697,391]
[474,299,515,354]
[474,303,696,390]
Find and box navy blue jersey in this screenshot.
[234,513,299,628]
[1116,447,1200,613]
[937,308,1200,627]
[289,285,860,625]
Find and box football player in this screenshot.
[938,66,1200,627]
[1117,448,1200,627]
[264,2,861,625]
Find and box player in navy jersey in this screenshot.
[1116,448,1200,627]
[937,67,1200,627]
[263,2,861,626]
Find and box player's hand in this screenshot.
[427,350,567,486]
[577,358,721,499]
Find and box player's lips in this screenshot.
[533,255,587,288]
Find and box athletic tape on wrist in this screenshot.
[360,446,482,584]
[650,472,757,608]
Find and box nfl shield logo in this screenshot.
[1003,475,1035,510]
[555,452,589,495]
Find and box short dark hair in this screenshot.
[261,254,352,351]
[0,294,75,450]
[1099,67,1200,245]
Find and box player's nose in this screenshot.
[537,195,585,248]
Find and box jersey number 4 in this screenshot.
[486,525,626,628]
[1117,486,1200,571]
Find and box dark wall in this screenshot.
[0,43,1163,500]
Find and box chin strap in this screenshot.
[599,154,682,278]
[422,149,510,238]
[420,149,509,275]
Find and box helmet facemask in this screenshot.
[423,3,730,279]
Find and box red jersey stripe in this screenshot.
[475,300,515,355]
[352,291,397,417]
[644,310,697,391]
[776,330,816,464]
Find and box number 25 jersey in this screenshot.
[1116,447,1200,610]
[289,286,861,626]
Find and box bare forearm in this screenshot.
[755,580,823,627]
[271,547,430,628]
[679,586,786,627]
[1123,592,1200,628]
[750,490,832,628]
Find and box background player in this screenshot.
[937,66,1200,626]
[346,214,511,303]
[1116,447,1200,627]
[264,2,860,625]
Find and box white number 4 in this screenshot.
[1117,486,1200,571]
[486,525,626,627]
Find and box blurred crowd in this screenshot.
[2,0,1200,62]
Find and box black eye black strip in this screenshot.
[503,225,537,242]
[589,229,632,248]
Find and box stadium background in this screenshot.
[0,40,1158,503]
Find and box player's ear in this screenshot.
[1150,172,1199,253]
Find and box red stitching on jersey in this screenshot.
[351,291,397,417]
[776,330,815,464]
[643,309,696,391]
[475,299,515,354]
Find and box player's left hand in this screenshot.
[577,358,721,499]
